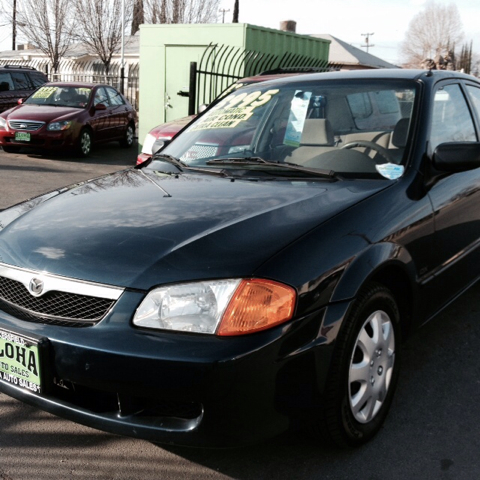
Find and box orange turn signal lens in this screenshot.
[216,279,296,336]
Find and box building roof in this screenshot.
[310,34,398,69]
[0,34,140,61]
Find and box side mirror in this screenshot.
[432,142,480,172]
[0,82,9,92]
[95,103,107,111]
[17,98,23,105]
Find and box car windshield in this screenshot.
[162,77,417,179]
[25,86,92,108]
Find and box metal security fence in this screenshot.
[188,43,339,115]
[0,59,139,110]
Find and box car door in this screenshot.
[423,81,480,316]
[105,86,129,138]
[90,87,113,141]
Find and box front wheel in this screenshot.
[77,129,93,157]
[320,282,401,447]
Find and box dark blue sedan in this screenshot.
[1,69,480,447]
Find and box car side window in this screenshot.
[465,85,480,119]
[430,84,477,151]
[10,72,31,90]
[29,73,47,87]
[94,87,110,107]
[106,87,125,106]
[0,72,14,91]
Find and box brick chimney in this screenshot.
[280,20,296,33]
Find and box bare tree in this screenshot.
[144,0,220,24]
[232,0,239,23]
[8,0,75,71]
[400,1,464,68]
[131,0,145,35]
[74,0,133,74]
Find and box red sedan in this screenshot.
[0,82,137,156]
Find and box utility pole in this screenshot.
[12,0,17,50]
[361,32,375,53]
[219,8,230,23]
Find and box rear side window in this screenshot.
[0,72,14,91]
[11,72,31,90]
[375,90,400,114]
[106,87,125,106]
[347,89,402,130]
[347,93,372,120]
[430,84,477,150]
[29,72,47,87]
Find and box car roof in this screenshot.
[0,65,43,72]
[238,68,479,88]
[42,82,110,89]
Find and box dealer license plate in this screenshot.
[0,328,42,394]
[14,132,31,142]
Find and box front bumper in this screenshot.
[0,290,347,447]
[0,127,77,150]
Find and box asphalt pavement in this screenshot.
[0,145,479,480]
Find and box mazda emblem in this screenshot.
[28,278,44,296]
[19,124,27,129]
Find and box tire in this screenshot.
[2,145,20,153]
[320,282,401,447]
[120,123,135,148]
[77,129,93,157]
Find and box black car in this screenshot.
[0,65,48,112]
[1,69,480,448]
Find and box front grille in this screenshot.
[8,120,44,131]
[0,276,116,327]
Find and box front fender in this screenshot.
[331,242,417,303]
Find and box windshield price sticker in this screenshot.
[0,329,42,394]
[32,86,57,99]
[190,89,279,131]
[284,90,312,147]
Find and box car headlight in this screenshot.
[133,278,296,336]
[47,121,72,131]
[0,117,6,129]
[141,133,157,154]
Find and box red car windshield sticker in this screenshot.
[32,86,57,99]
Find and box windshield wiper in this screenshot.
[151,153,187,171]
[206,157,336,179]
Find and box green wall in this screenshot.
[138,24,330,149]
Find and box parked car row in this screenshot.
[2,68,480,449]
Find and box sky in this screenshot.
[217,0,480,64]
[0,0,478,65]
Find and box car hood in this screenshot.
[5,105,82,122]
[150,115,195,139]
[0,168,391,290]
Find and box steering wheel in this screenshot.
[341,140,395,164]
